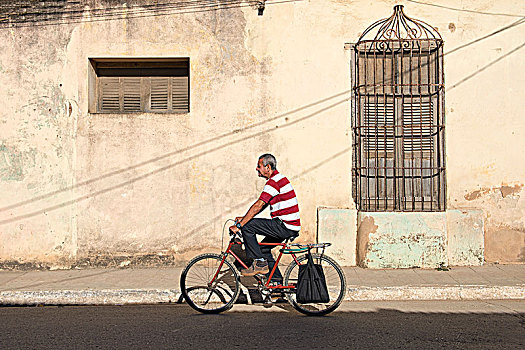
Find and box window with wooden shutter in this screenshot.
[356,96,440,211]
[90,58,189,114]
[352,6,445,212]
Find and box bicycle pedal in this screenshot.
[271,295,287,304]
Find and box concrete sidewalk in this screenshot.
[0,264,524,305]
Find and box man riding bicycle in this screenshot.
[229,154,301,282]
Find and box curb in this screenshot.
[346,285,525,301]
[2,285,524,305]
[0,290,181,305]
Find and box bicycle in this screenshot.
[180,220,346,316]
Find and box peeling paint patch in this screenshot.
[500,184,522,198]
[485,224,525,263]
[0,143,37,181]
[464,187,491,200]
[447,210,484,266]
[464,183,523,200]
[357,215,376,267]
[317,208,357,266]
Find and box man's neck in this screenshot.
[266,169,278,180]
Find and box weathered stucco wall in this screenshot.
[447,209,484,266]
[0,18,78,266]
[1,0,524,268]
[317,207,357,266]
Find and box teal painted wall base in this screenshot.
[317,208,484,268]
[357,212,447,268]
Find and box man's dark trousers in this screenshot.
[241,218,299,282]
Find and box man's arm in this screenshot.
[239,199,266,226]
[230,199,266,233]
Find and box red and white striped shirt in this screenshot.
[258,170,301,231]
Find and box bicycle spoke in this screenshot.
[181,254,240,313]
[202,289,216,306]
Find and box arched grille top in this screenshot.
[357,5,442,45]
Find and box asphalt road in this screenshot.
[0,301,524,349]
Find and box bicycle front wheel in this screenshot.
[180,253,240,314]
[283,253,346,316]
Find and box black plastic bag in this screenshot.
[296,253,330,303]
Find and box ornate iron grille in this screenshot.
[352,5,445,211]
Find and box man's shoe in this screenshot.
[241,261,269,277]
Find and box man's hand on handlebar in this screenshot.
[230,216,243,235]
[229,218,242,236]
[229,224,241,235]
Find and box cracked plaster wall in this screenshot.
[0,21,77,265]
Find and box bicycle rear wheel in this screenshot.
[283,253,346,316]
[180,253,240,314]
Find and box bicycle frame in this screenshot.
[181,232,343,315]
[210,238,302,291]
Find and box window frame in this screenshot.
[88,58,190,114]
[351,41,445,212]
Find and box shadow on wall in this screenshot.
[4,8,525,225]
[0,90,351,229]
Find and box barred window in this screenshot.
[351,6,446,211]
[88,58,189,113]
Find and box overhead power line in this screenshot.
[0,0,295,28]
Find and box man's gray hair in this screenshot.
[259,153,277,170]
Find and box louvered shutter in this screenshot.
[150,78,169,111]
[361,100,396,208]
[363,101,395,157]
[172,76,189,113]
[401,99,435,207]
[100,77,121,111]
[122,78,142,112]
[403,100,433,157]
